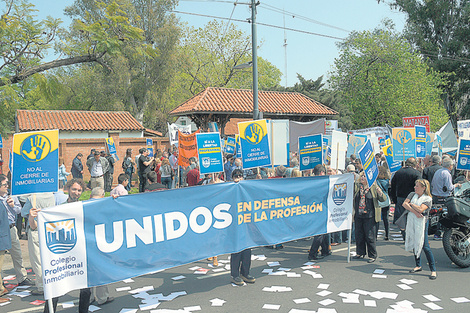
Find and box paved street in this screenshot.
[2,222,470,313]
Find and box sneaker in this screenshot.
[231,276,244,286]
[97,296,115,305]
[240,274,256,284]
[18,278,34,286]
[308,255,324,261]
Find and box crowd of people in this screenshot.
[1,141,465,308]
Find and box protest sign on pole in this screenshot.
[235,135,242,159]
[238,119,271,169]
[11,129,59,195]
[289,119,325,153]
[322,136,330,165]
[436,134,443,157]
[392,127,416,162]
[38,174,354,300]
[369,135,381,155]
[426,133,435,156]
[168,123,192,147]
[225,137,236,155]
[403,115,430,132]
[415,125,426,158]
[146,138,154,157]
[456,139,470,170]
[347,134,367,157]
[382,144,402,173]
[358,139,378,188]
[208,122,219,133]
[178,131,199,167]
[267,119,289,166]
[105,137,119,160]
[196,133,223,174]
[298,134,323,171]
[330,130,347,170]
[458,120,470,139]
[0,133,2,148]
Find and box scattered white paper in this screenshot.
[188,266,201,271]
[451,297,470,303]
[262,304,281,310]
[61,302,75,308]
[353,289,370,296]
[119,309,138,313]
[316,290,332,297]
[212,268,225,272]
[3,275,15,280]
[318,298,336,306]
[171,275,186,281]
[317,283,329,289]
[397,284,413,290]
[123,278,134,283]
[342,297,360,304]
[139,301,160,311]
[423,302,443,310]
[317,307,337,312]
[372,274,387,279]
[288,309,316,313]
[286,272,301,278]
[369,291,398,300]
[116,286,132,292]
[183,305,201,311]
[262,269,273,274]
[364,300,377,307]
[262,286,292,292]
[129,286,154,294]
[89,305,101,312]
[253,254,267,261]
[399,278,418,285]
[303,261,315,266]
[373,269,385,274]
[269,271,287,276]
[423,294,441,302]
[267,261,281,267]
[0,302,10,307]
[278,267,291,272]
[210,298,226,307]
[293,298,311,304]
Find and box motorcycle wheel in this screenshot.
[443,228,470,268]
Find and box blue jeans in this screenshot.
[415,220,436,272]
[161,176,171,189]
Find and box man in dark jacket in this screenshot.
[390,157,421,238]
[422,155,442,192]
[71,153,84,179]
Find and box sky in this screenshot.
[28,0,407,87]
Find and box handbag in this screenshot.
[377,181,390,208]
[395,211,408,230]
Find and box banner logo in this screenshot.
[397,130,412,145]
[332,183,347,205]
[461,158,468,166]
[202,157,210,168]
[21,134,51,162]
[244,123,264,145]
[45,219,77,254]
[302,156,309,166]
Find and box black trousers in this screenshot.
[230,249,251,278]
[355,217,377,258]
[44,288,91,313]
[309,234,330,258]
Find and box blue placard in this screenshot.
[11,130,59,195]
[298,134,323,171]
[238,120,271,169]
[392,128,416,162]
[235,135,242,159]
[436,134,443,157]
[347,134,367,157]
[457,139,470,170]
[358,139,378,188]
[146,138,153,147]
[322,137,329,165]
[105,137,119,160]
[225,137,236,155]
[426,133,433,156]
[415,125,426,158]
[382,144,402,173]
[196,133,224,174]
[0,133,3,148]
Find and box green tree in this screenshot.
[328,23,447,131]
[384,0,470,127]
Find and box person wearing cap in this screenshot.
[230,169,256,286]
[224,154,236,182]
[71,153,84,179]
[86,150,109,189]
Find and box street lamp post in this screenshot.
[251,0,259,120]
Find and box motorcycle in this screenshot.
[437,184,470,268]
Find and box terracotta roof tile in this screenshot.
[170,87,338,117]
[16,110,144,132]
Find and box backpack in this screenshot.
[122,157,132,170]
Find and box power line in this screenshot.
[172,10,345,40]
[221,0,239,39]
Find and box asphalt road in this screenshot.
[2,223,470,313]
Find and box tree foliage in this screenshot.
[329,23,447,131]
[384,0,470,127]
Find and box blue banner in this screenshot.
[0,133,2,148]
[347,134,367,157]
[457,139,470,170]
[392,128,416,162]
[196,133,224,174]
[382,144,401,173]
[322,137,330,165]
[225,137,236,155]
[235,135,242,159]
[11,130,59,195]
[105,137,120,160]
[436,134,443,157]
[298,134,323,171]
[38,175,354,299]
[238,120,271,169]
[358,140,378,188]
[415,126,426,158]
[426,133,434,156]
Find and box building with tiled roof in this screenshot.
[169,87,338,135]
[16,110,145,139]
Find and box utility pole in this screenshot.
[251,0,259,120]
